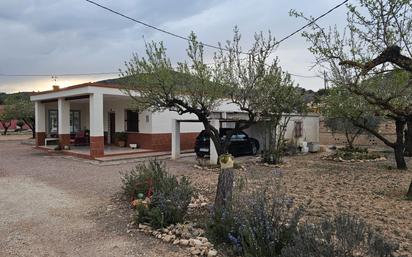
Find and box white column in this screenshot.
[58,98,70,135]
[171,119,180,160]
[34,101,45,133]
[89,93,104,137]
[209,119,220,165]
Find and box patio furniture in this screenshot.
[45,138,59,146]
[72,131,88,146]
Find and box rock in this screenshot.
[198,237,208,243]
[207,249,218,257]
[190,239,202,247]
[139,224,150,230]
[163,235,174,243]
[180,239,189,246]
[191,249,201,256]
[173,239,180,245]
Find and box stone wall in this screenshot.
[319,117,396,146]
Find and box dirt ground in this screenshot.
[0,140,189,257]
[1,140,411,256]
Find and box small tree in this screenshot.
[323,116,380,150]
[4,93,35,138]
[215,28,306,164]
[121,33,226,156]
[0,109,12,135]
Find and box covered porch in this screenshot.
[31,84,143,158]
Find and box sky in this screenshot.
[0,0,348,93]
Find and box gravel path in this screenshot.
[0,140,189,257]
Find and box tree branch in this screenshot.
[340,45,412,74]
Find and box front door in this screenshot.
[109,112,116,144]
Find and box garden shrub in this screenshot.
[281,214,398,257]
[121,160,194,229]
[207,175,303,257]
[326,147,382,161]
[120,160,158,201]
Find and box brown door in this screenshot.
[109,112,116,144]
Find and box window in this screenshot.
[126,110,139,132]
[294,121,303,138]
[231,132,248,141]
[48,110,81,134]
[70,111,81,133]
[48,110,58,134]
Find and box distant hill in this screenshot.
[0,92,31,105]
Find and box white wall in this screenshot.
[244,114,320,150]
[151,110,204,133]
[103,99,153,133]
[104,100,126,133]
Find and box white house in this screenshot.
[30,79,319,160]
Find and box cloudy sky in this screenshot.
[0,0,348,93]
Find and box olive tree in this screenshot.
[0,107,12,135]
[5,94,35,138]
[0,93,35,137]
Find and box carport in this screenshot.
[171,113,252,164]
[171,119,220,164]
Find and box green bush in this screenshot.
[281,214,398,257]
[120,161,158,201]
[334,149,381,160]
[122,160,194,228]
[341,146,368,153]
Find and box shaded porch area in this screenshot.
[38,144,156,159]
[37,144,194,161]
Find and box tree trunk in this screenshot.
[407,180,412,200]
[405,119,412,157]
[1,121,10,135]
[394,119,407,170]
[345,130,354,149]
[23,118,35,139]
[214,168,234,211]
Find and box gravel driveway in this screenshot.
[0,140,189,257]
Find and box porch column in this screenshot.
[34,101,46,146]
[58,98,70,148]
[210,119,220,165]
[89,93,104,158]
[171,119,180,160]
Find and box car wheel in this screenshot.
[196,152,205,158]
[251,142,258,155]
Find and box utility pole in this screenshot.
[323,70,328,89]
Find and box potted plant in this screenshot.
[219,153,234,169]
[115,132,127,147]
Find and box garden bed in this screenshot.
[323,147,387,162]
[117,152,412,256]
